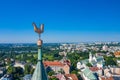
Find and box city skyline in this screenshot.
[0,0,120,43]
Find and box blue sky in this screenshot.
[0,0,120,43]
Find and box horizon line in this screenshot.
[0,41,120,44]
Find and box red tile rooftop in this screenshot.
[100,76,114,80]
[43,61,64,67]
[65,74,78,80]
[114,51,120,56]
[89,67,102,72]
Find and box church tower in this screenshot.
[89,52,93,62]
[31,23,48,80]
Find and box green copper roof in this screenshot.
[31,48,48,80]
[81,59,89,64]
[96,56,104,62]
[83,68,97,80]
[31,61,48,80]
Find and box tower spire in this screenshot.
[31,22,48,80]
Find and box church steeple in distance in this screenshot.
[31,22,48,80]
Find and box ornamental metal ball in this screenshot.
[37,39,43,46]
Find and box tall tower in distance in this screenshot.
[89,52,93,62]
[31,22,48,80]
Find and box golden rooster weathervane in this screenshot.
[32,22,44,39]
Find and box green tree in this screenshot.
[86,63,92,67]
[24,64,32,74]
[30,68,35,74]
[7,66,16,74]
[49,77,59,80]
[48,71,55,76]
[71,70,78,74]
[15,67,24,76]
[7,66,23,80]
[104,56,116,66]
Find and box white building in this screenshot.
[77,53,105,69]
[14,61,26,69]
[102,45,108,51]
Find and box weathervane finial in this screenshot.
[32,22,44,39]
